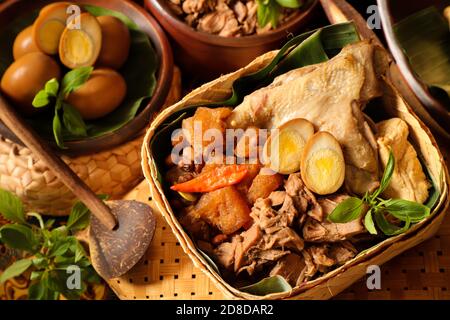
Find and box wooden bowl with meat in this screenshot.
[141,20,449,299]
[145,0,319,79]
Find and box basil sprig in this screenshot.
[0,188,105,300]
[257,0,303,28]
[328,151,430,236]
[32,67,93,149]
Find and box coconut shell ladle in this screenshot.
[0,95,156,280]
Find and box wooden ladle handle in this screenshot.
[0,95,117,230]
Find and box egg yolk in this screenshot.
[38,19,65,54]
[305,148,344,194]
[269,129,305,174]
[61,30,94,66]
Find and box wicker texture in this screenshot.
[0,66,181,216]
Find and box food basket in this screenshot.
[141,30,449,299]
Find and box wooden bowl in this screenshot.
[378,0,450,140]
[0,0,173,156]
[145,0,319,80]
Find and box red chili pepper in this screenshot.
[170,165,248,193]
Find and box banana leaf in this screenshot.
[0,5,157,143]
[394,6,450,107]
[240,275,292,295]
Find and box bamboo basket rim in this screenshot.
[141,45,450,300]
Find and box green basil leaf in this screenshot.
[51,225,69,239]
[82,266,101,284]
[0,189,26,223]
[44,78,59,97]
[45,219,56,230]
[47,269,85,300]
[327,197,365,223]
[372,150,395,199]
[48,238,72,257]
[54,255,75,267]
[74,241,87,263]
[382,199,430,223]
[364,209,377,235]
[374,210,411,236]
[52,113,66,149]
[275,0,302,8]
[32,90,50,108]
[62,103,87,137]
[257,0,280,28]
[66,195,108,231]
[30,271,43,281]
[61,66,93,96]
[28,282,48,300]
[32,256,48,269]
[0,224,39,252]
[240,275,292,296]
[0,258,32,283]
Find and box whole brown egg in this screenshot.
[0,52,61,116]
[13,25,41,60]
[96,16,130,70]
[66,68,127,120]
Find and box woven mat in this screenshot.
[109,140,450,300]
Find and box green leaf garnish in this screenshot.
[32,90,51,108]
[44,78,59,97]
[372,150,395,199]
[381,199,430,223]
[364,209,377,235]
[60,66,93,96]
[62,103,87,137]
[328,197,365,223]
[52,111,66,149]
[374,210,411,236]
[275,0,302,9]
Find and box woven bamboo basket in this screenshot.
[0,67,181,216]
[141,45,449,299]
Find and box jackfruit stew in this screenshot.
[161,40,434,290]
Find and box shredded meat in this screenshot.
[303,194,366,242]
[169,0,298,37]
[285,173,323,221]
[269,254,308,286]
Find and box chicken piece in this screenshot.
[303,195,366,242]
[247,171,283,204]
[194,186,251,234]
[308,245,335,268]
[234,224,263,271]
[376,118,429,203]
[329,241,357,265]
[269,254,307,287]
[227,42,387,195]
[285,173,323,221]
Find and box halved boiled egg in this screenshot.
[301,131,345,195]
[263,118,314,174]
[33,2,72,55]
[59,12,102,69]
